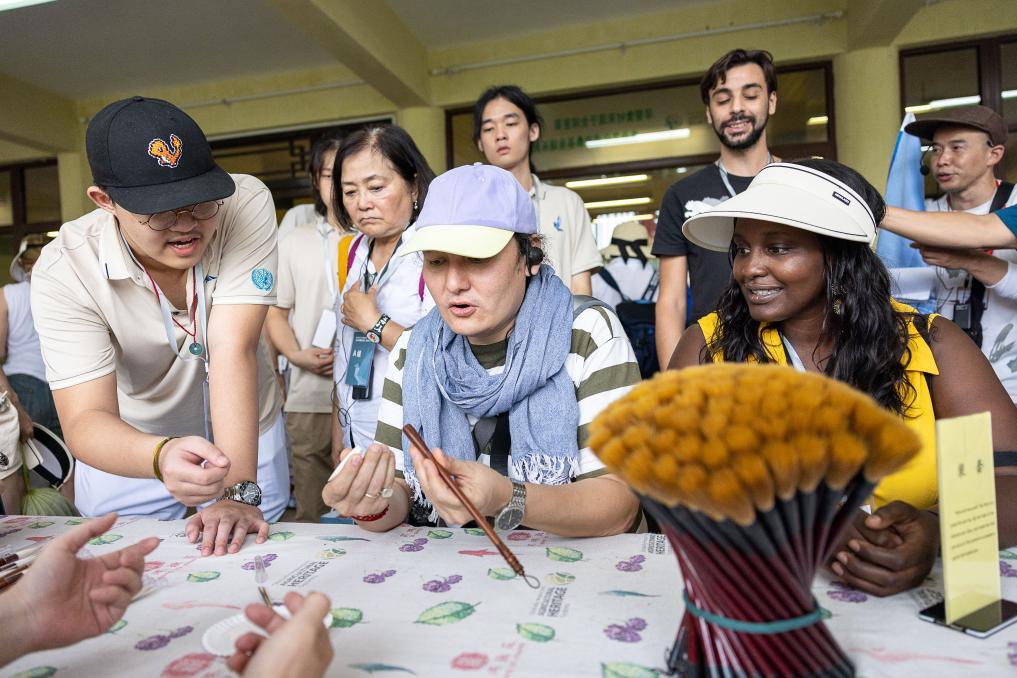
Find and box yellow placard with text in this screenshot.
[936,412,1000,624]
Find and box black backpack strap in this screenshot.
[596,269,628,300]
[640,270,660,302]
[966,181,1015,348]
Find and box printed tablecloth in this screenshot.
[0,515,1014,677]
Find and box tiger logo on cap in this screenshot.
[147,134,183,168]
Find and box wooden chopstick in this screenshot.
[403,424,535,587]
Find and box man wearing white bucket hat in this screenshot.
[0,234,60,444]
[670,158,1017,597]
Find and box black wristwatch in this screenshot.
[495,482,526,530]
[366,314,391,344]
[219,480,262,507]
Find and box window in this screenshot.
[210,118,391,224]
[901,34,1017,187]
[0,159,61,283]
[446,62,834,243]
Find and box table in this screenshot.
[0,515,1014,677]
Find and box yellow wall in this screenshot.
[4,0,1017,223]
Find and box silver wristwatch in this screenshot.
[219,480,262,507]
[494,482,526,530]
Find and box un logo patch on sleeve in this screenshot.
[251,268,274,292]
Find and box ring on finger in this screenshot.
[380,487,394,498]
[364,491,379,499]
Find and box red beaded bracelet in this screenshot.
[350,505,389,522]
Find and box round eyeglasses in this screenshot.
[137,201,224,231]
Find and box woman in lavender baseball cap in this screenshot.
[323,164,641,536]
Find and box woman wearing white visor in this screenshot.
[670,158,1017,596]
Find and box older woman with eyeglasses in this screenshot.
[31,97,288,556]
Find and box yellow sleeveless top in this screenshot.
[697,302,939,509]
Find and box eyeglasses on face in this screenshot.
[136,201,223,231]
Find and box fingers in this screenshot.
[227,632,265,673]
[283,590,307,616]
[199,513,219,556]
[244,602,288,634]
[230,522,248,554]
[256,520,270,544]
[830,547,920,596]
[186,513,203,543]
[54,512,118,555]
[168,437,230,468]
[865,500,919,530]
[292,591,331,625]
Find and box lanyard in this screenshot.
[780,335,807,373]
[530,175,542,229]
[120,230,212,440]
[318,219,337,301]
[717,154,772,199]
[361,235,403,292]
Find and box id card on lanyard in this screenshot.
[343,237,399,398]
[121,229,213,441]
[152,262,213,441]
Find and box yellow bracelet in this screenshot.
[153,436,176,483]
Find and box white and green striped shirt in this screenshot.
[374,305,640,480]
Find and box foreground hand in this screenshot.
[227,591,334,678]
[7,513,159,652]
[158,436,231,506]
[186,500,269,556]
[289,347,334,377]
[340,287,380,334]
[322,443,393,518]
[830,501,939,597]
[410,445,511,525]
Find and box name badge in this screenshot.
[345,332,376,398]
[311,309,337,348]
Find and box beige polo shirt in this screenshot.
[32,173,282,438]
[275,218,342,414]
[530,175,601,285]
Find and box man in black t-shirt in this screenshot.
[653,49,779,367]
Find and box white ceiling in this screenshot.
[0,0,336,98]
[0,0,703,100]
[389,0,698,48]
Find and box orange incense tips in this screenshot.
[588,364,921,525]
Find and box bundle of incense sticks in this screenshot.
[589,364,921,677]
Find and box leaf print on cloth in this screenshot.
[416,601,478,625]
[8,668,57,678]
[348,663,416,674]
[1001,560,1017,578]
[320,536,370,543]
[317,547,347,560]
[107,619,128,634]
[427,529,453,539]
[135,627,192,651]
[161,652,216,677]
[27,521,54,528]
[1001,550,1017,560]
[463,528,487,537]
[1008,641,1017,666]
[329,608,364,629]
[827,581,867,603]
[545,572,576,585]
[268,531,295,541]
[88,533,122,546]
[186,571,220,583]
[487,567,517,580]
[517,622,556,642]
[546,547,583,562]
[599,590,660,597]
[601,663,659,678]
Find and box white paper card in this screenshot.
[311,309,337,348]
[889,267,937,300]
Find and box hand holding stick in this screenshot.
[403,424,538,589]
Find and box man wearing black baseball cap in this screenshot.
[901,105,1017,402]
[31,97,288,556]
